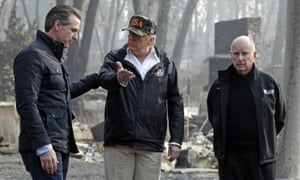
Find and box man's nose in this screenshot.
[237,54,244,60]
[73,33,79,40]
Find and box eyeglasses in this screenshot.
[231,51,250,57]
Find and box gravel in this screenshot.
[0,150,218,180]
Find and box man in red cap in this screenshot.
[98,15,184,180]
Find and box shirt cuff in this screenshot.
[117,73,128,87]
[36,144,53,156]
[169,142,181,148]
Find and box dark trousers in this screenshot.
[20,151,70,180]
[218,151,276,180]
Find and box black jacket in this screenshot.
[207,65,286,164]
[99,45,184,152]
[14,30,99,153]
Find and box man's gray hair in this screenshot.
[230,35,256,52]
[44,5,81,32]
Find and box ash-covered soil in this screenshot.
[0,151,218,180]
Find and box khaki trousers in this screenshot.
[104,145,162,180]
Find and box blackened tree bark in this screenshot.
[132,0,142,15]
[110,1,126,50]
[63,0,99,115]
[171,0,199,68]
[65,0,99,80]
[156,0,170,52]
[21,0,31,26]
[102,0,116,55]
[35,0,40,28]
[73,0,84,9]
[276,0,300,178]
[132,0,155,17]
[271,0,286,65]
[0,0,8,32]
[56,0,68,5]
[205,0,215,56]
[74,0,99,78]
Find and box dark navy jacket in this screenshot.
[99,45,184,152]
[14,30,99,153]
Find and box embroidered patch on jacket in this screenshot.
[263,89,274,95]
[154,67,164,77]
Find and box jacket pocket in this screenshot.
[44,65,66,90]
[45,109,69,138]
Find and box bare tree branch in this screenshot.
[21,0,31,26]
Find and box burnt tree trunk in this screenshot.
[156,0,171,51]
[171,0,198,68]
[276,0,300,178]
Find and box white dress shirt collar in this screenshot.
[124,47,160,80]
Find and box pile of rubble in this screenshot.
[72,111,217,172]
[177,112,216,168]
[72,121,104,163]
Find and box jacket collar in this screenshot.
[116,44,169,64]
[219,64,257,83]
[36,30,64,60]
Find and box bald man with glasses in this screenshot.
[207,35,286,180]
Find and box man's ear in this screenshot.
[253,51,257,59]
[149,36,155,44]
[54,19,62,31]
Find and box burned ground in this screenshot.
[0,150,217,180]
